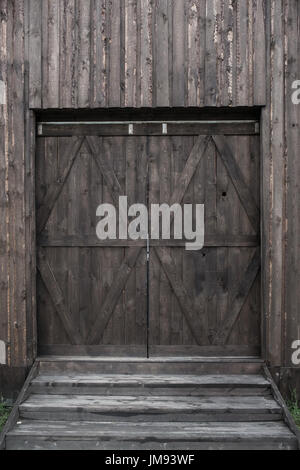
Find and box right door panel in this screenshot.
[148,133,261,357]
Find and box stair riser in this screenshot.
[19,410,283,423]
[29,385,272,397]
[6,437,297,451]
[39,361,263,376]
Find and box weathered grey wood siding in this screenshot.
[0,0,299,394]
[27,0,266,109]
[0,0,34,372]
[262,0,300,372]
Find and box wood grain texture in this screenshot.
[148,133,260,353]
[0,0,31,369]
[1,0,300,390]
[35,132,260,355]
[3,363,297,450]
[26,0,267,108]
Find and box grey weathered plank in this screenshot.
[77,0,91,107]
[19,393,282,424]
[204,0,217,106]
[84,136,123,204]
[212,135,260,230]
[37,358,264,376]
[124,0,138,107]
[6,437,297,451]
[31,373,270,387]
[253,0,266,105]
[37,234,260,248]
[36,137,84,233]
[169,135,210,206]
[140,0,153,106]
[213,248,261,345]
[91,0,107,107]
[59,0,76,108]
[37,249,82,345]
[155,247,209,345]
[86,247,142,345]
[20,394,281,413]
[267,0,285,367]
[154,0,170,106]
[172,0,186,106]
[108,0,122,106]
[38,121,259,137]
[46,0,60,107]
[8,420,294,438]
[28,0,42,107]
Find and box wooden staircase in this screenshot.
[1,358,299,450]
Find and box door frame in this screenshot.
[28,108,266,360]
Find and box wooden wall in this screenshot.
[0,0,299,396]
[262,0,300,375]
[0,0,35,390]
[28,0,266,108]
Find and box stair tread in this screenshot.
[20,394,281,412]
[8,420,295,441]
[32,374,270,387]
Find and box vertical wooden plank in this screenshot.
[231,0,238,106]
[77,147,90,339]
[214,0,222,107]
[153,0,170,106]
[205,140,217,342]
[0,0,9,363]
[60,0,76,108]
[253,0,266,105]
[41,0,49,108]
[158,137,172,345]
[260,0,272,363]
[125,137,138,344]
[125,0,138,107]
[236,0,249,105]
[220,0,234,106]
[24,104,37,362]
[108,0,121,107]
[148,137,161,348]
[7,0,27,366]
[205,0,218,106]
[284,0,300,366]
[111,137,126,345]
[268,0,285,367]
[140,0,153,107]
[135,136,147,345]
[247,0,254,106]
[77,0,91,108]
[99,137,113,346]
[172,0,186,106]
[28,0,42,108]
[169,138,183,346]
[91,0,107,107]
[47,0,60,107]
[187,0,202,107]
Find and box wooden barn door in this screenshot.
[36,122,260,357]
[36,135,148,356]
[148,133,261,357]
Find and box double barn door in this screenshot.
[36,121,261,357]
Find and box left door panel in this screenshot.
[36,135,148,356]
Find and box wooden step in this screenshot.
[30,374,271,396]
[6,420,297,450]
[19,394,282,422]
[38,357,264,375]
